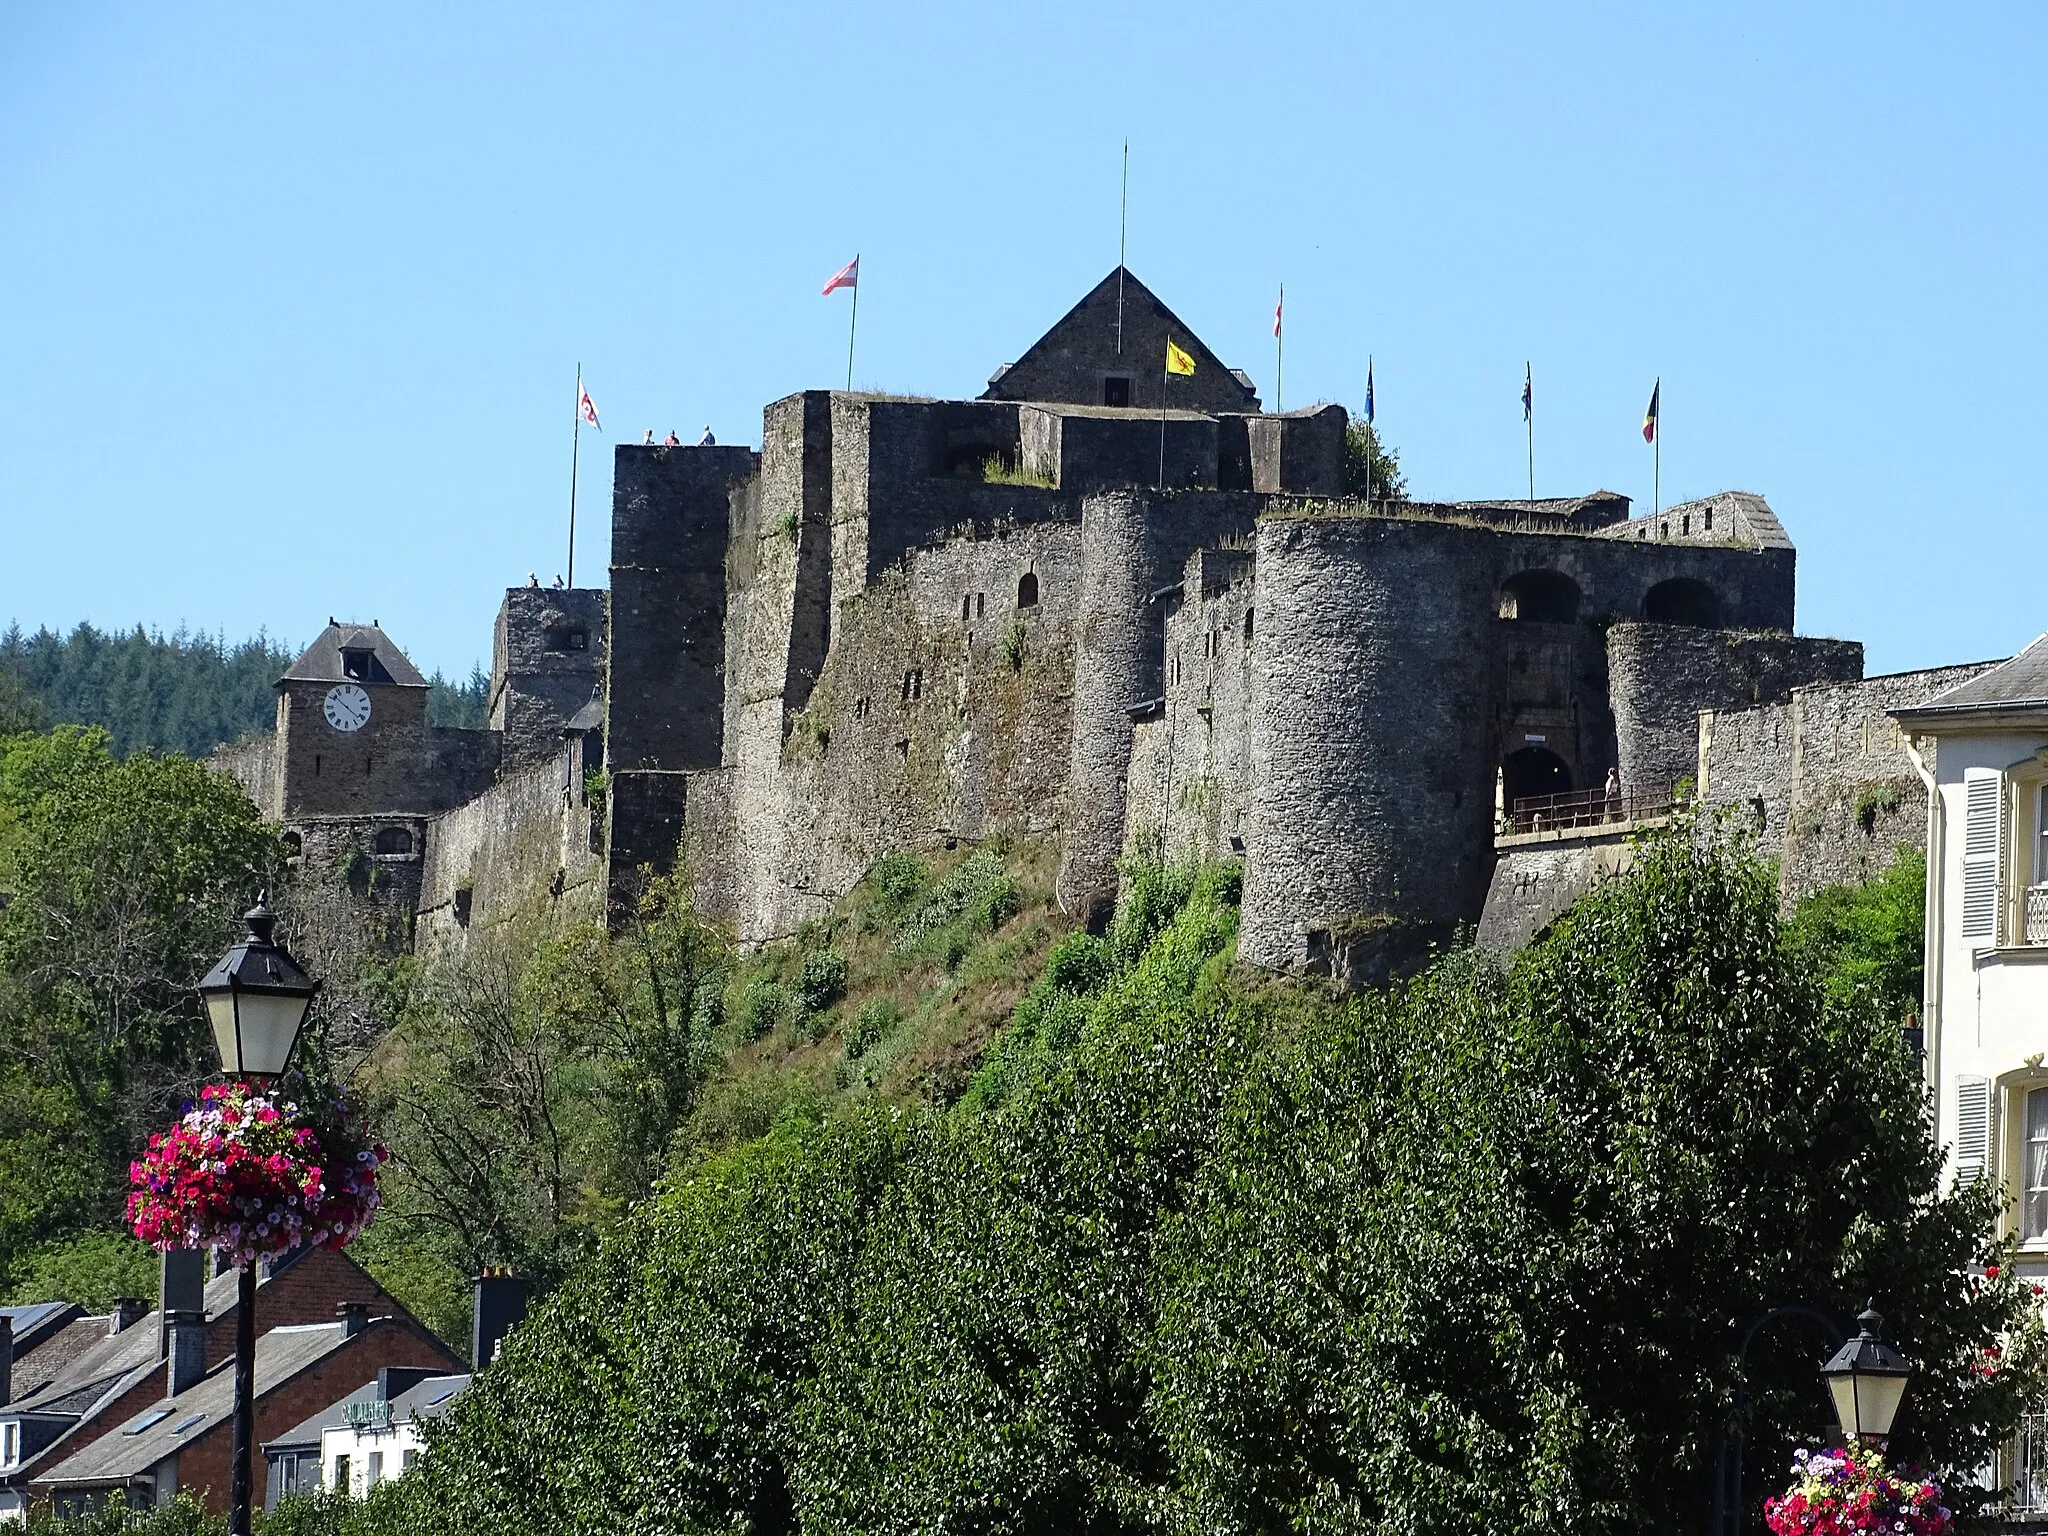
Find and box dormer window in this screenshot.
[341,649,374,682]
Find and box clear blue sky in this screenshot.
[3,3,2042,679]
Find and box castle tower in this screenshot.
[275,623,434,819]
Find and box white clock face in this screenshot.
[323,683,372,733]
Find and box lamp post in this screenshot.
[1712,1301,1914,1536]
[196,897,318,1536]
[1820,1303,1914,1445]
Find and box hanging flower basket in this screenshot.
[1764,1446,1953,1536]
[127,1080,387,1269]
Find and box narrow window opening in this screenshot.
[1102,376,1132,408]
[1243,608,1254,643]
[544,627,589,652]
[1017,572,1039,608]
[961,595,971,621]
[314,754,321,777]
[1704,507,1714,531]
[1681,513,1690,535]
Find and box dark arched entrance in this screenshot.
[1498,569,1581,623]
[1644,577,1720,628]
[1503,746,1573,829]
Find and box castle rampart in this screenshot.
[218,268,1927,988]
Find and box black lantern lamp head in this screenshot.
[197,895,318,1083]
[1820,1301,1913,1443]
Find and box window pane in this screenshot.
[2026,1090,2048,1239]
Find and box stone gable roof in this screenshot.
[982,267,1260,414]
[281,622,429,689]
[1894,631,2048,720]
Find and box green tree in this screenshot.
[1786,846,1926,1026]
[0,726,284,1295]
[1343,421,1408,501]
[354,831,2040,1536]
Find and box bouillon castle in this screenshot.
[213,267,1986,985]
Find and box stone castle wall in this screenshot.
[416,744,602,948]
[1698,661,2001,904]
[491,586,607,771]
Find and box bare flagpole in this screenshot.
[1526,362,1534,501]
[568,362,581,589]
[1116,140,1129,355]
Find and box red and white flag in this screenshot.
[1273,288,1283,338]
[579,382,601,431]
[822,256,859,296]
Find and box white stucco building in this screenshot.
[1895,633,2048,1517]
[1896,633,2048,1221]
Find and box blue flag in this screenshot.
[1364,357,1375,424]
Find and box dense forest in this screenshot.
[0,622,490,756]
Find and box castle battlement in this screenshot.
[221,268,1928,987]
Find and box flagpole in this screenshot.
[845,256,860,392]
[1654,378,1661,519]
[1526,363,1535,501]
[1364,355,1373,504]
[567,362,581,589]
[1116,140,1128,355]
[1158,352,1168,490]
[1275,283,1283,413]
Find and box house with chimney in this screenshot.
[0,1246,447,1521]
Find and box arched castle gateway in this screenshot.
[219,267,1929,983]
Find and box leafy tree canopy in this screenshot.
[0,725,283,1300]
[1343,420,1408,501]
[341,828,2037,1536]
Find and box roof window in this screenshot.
[173,1413,206,1434]
[125,1410,172,1435]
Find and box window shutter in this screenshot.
[1955,1074,1993,1183]
[1961,770,2002,942]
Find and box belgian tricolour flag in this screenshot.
[1642,379,1660,444]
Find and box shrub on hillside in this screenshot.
[792,947,849,1016]
[872,851,928,915]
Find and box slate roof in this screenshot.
[280,623,429,689]
[38,1323,359,1488]
[1,1266,243,1484]
[265,1372,471,1455]
[1895,632,2048,720]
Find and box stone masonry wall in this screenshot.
[707,521,1080,940]
[1698,661,2001,904]
[417,748,601,949]
[490,586,607,771]
[1129,546,1256,863]
[1607,624,1863,801]
[209,733,279,819]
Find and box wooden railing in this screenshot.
[1501,783,1680,836]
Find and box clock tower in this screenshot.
[274,621,434,818]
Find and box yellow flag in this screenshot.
[1165,338,1196,377]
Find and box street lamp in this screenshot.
[198,896,319,1083]
[1820,1302,1913,1444]
[197,897,318,1536]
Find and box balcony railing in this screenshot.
[2012,1411,2048,1515]
[2027,884,2048,947]
[1501,782,1680,836]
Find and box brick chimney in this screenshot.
[1,1312,13,1406]
[471,1270,528,1367]
[336,1301,371,1339]
[166,1311,207,1397]
[109,1298,148,1336]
